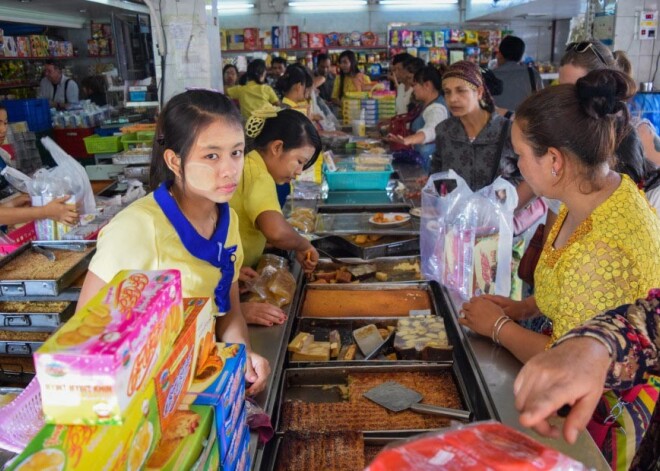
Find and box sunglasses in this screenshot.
[565,41,607,66]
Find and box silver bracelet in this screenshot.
[491,315,510,344]
[494,318,513,345]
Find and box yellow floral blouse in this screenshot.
[535,174,660,343]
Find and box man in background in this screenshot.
[492,35,542,112]
[268,56,287,90]
[315,53,335,102]
[389,52,413,115]
[38,60,79,109]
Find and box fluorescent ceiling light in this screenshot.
[380,0,457,3]
[206,2,255,10]
[288,0,367,9]
[0,5,85,28]
[84,0,150,13]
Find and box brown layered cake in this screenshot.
[280,371,463,432]
[275,431,365,471]
[301,289,431,318]
[394,317,452,360]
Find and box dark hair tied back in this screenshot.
[575,69,635,122]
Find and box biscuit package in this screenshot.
[185,343,247,460]
[34,270,184,425]
[154,298,214,431]
[6,380,161,471]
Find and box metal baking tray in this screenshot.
[309,256,423,284]
[0,339,44,356]
[0,354,35,385]
[298,282,435,319]
[0,241,96,297]
[312,235,419,260]
[0,301,74,329]
[274,364,473,436]
[315,212,420,236]
[318,191,410,213]
[288,317,452,366]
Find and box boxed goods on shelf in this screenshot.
[185,343,247,460]
[34,270,184,425]
[5,380,161,471]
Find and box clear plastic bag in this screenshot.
[247,264,297,308]
[421,171,518,299]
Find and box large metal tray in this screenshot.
[288,317,452,366]
[315,212,420,236]
[318,190,410,213]
[0,339,44,356]
[0,241,96,297]
[310,256,423,284]
[275,364,473,436]
[0,301,74,329]
[312,235,419,260]
[298,282,435,319]
[0,354,34,385]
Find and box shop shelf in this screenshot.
[83,134,123,154]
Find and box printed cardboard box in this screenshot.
[221,406,248,471]
[35,270,184,425]
[154,297,213,431]
[243,28,258,50]
[15,37,31,57]
[146,405,213,471]
[186,343,247,460]
[6,381,161,471]
[191,407,220,471]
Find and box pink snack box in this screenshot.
[35,270,184,426]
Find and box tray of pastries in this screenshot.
[277,366,468,435]
[0,241,95,297]
[309,256,422,284]
[0,301,74,329]
[299,283,434,318]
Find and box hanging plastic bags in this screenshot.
[421,170,518,299]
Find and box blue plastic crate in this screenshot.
[1,98,51,133]
[324,164,393,191]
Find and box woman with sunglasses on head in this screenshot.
[230,108,320,327]
[460,69,660,471]
[78,90,270,396]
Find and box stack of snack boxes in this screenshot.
[7,271,250,470]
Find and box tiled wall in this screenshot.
[614,0,660,88]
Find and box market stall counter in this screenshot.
[440,286,611,470]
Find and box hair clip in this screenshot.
[185,86,221,93]
[245,105,280,138]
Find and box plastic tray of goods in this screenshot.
[312,234,419,260]
[83,134,123,154]
[0,241,96,297]
[0,301,74,329]
[309,256,423,284]
[323,164,393,191]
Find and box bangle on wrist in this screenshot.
[491,315,510,344]
[494,318,513,345]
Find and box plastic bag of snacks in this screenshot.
[245,255,297,308]
[420,170,518,299]
[365,421,589,471]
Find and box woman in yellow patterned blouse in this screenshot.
[459,69,660,359]
[459,69,660,470]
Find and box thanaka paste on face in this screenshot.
[186,162,217,192]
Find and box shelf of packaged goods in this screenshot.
[0,81,39,90]
[87,54,114,58]
[0,56,77,61]
[222,45,387,55]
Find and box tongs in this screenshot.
[315,248,370,266]
[34,242,88,252]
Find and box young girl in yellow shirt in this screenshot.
[278,64,312,116]
[226,59,279,119]
[230,108,320,327]
[78,90,270,396]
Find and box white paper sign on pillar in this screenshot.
[640,11,658,40]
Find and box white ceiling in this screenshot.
[0,0,148,26]
[469,0,587,21]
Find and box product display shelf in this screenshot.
[0,56,77,61]
[222,45,387,55]
[0,82,39,91]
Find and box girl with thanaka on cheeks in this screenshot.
[78,90,270,395]
[230,108,320,327]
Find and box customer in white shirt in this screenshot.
[387,65,447,159]
[38,60,79,109]
[390,53,413,115]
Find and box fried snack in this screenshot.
[0,330,51,342]
[0,302,70,313]
[55,330,88,346]
[0,247,93,280]
[354,234,368,245]
[280,371,462,433]
[77,324,105,337]
[275,431,365,471]
[301,289,431,318]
